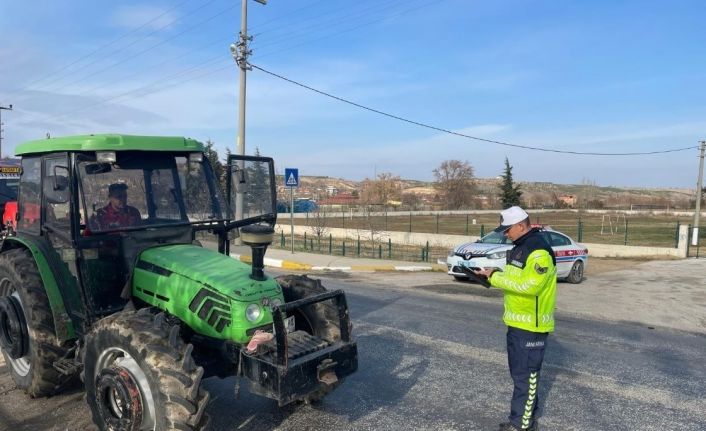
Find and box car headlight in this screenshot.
[245,304,262,322]
[487,250,507,260]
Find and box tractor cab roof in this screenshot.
[15,134,204,156]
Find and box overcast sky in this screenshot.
[1,0,704,189]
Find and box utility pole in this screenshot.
[231,0,267,224]
[692,140,705,246]
[0,104,13,159]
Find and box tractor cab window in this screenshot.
[42,157,71,231]
[17,157,41,235]
[78,151,224,234]
[176,156,225,222]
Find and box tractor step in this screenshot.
[53,358,83,376]
[287,331,331,359]
[264,330,331,360]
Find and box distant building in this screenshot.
[317,192,359,209]
[558,195,577,208]
[326,185,338,196]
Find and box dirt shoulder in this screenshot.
[557,257,706,334]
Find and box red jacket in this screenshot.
[94,204,141,231]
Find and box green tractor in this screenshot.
[0,134,357,430]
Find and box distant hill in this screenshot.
[278,174,696,210]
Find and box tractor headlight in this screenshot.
[488,250,507,260]
[245,304,261,322]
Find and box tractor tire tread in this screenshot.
[0,248,73,397]
[84,310,210,431]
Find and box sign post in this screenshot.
[284,168,299,253]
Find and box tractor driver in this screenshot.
[93,183,142,231]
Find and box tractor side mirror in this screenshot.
[231,164,249,194]
[52,166,69,191]
[44,166,70,204]
[84,163,112,175]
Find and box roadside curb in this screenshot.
[230,254,446,273]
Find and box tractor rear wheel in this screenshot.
[83,309,210,431]
[0,248,72,397]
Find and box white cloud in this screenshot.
[110,5,179,31]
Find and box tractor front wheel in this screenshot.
[275,274,347,403]
[83,309,210,431]
[275,274,342,341]
[0,248,72,397]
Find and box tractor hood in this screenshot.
[136,244,280,301]
[132,244,283,344]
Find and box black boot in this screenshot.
[498,422,538,431]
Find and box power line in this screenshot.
[26,0,217,94]
[65,35,231,101]
[34,58,231,124]
[70,0,424,102]
[18,0,194,90]
[253,0,416,50]
[256,0,447,59]
[37,1,233,95]
[16,0,430,112]
[248,0,329,35]
[250,64,699,156]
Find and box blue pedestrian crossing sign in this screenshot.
[284,168,299,187]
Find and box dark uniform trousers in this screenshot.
[507,326,548,430]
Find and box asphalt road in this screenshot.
[1,271,705,431]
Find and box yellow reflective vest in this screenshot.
[489,229,557,333]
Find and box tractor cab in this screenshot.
[9,135,277,332]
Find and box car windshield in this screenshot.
[477,230,512,245]
[0,178,19,203]
[78,151,225,233]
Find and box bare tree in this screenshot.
[401,192,422,210]
[433,160,477,210]
[307,208,330,251]
[360,172,402,209]
[353,205,387,255]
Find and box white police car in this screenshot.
[446,226,588,284]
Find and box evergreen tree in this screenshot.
[244,146,271,215]
[498,157,522,208]
[204,139,225,192]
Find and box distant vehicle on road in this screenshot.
[446,226,588,284]
[0,162,20,227]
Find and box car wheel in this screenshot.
[567,260,584,284]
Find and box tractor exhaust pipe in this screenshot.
[239,225,275,281]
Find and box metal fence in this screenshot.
[296,212,687,248]
[270,232,448,264]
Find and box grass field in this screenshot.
[291,211,698,246]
